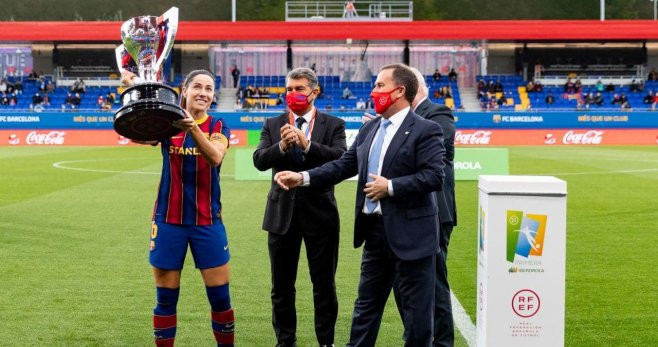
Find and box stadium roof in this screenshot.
[2,20,658,41]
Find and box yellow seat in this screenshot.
[515,104,525,111]
[445,98,455,109]
[517,86,526,93]
[495,92,503,99]
[506,98,514,106]
[268,99,277,106]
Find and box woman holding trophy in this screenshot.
[122,69,234,347]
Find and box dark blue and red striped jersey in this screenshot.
[153,115,230,226]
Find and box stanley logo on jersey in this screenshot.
[169,146,201,156]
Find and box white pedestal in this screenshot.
[476,175,567,347]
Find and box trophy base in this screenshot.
[114,83,185,141]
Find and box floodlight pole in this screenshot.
[600,0,605,21]
[232,0,236,22]
[654,0,657,21]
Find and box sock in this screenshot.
[206,284,234,347]
[153,287,179,347]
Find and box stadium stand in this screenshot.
[237,74,462,111]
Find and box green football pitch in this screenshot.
[1,145,657,346]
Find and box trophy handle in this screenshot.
[153,7,178,79]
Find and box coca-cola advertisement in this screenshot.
[560,130,604,145]
[26,131,66,145]
[0,129,656,146]
[455,130,492,145]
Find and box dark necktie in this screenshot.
[294,117,306,163]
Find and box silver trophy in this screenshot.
[113,7,185,141]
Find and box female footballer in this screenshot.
[122,69,234,347]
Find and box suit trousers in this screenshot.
[347,214,435,347]
[268,215,339,346]
[393,223,454,347]
[433,224,454,347]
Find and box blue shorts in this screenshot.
[149,221,230,270]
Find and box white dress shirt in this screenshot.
[279,106,314,154]
[361,106,409,214]
[301,107,410,215]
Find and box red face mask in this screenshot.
[370,87,401,114]
[286,91,313,114]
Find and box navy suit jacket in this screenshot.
[308,110,446,261]
[414,99,457,226]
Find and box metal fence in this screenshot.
[285,1,412,21]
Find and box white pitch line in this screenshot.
[52,159,235,177]
[543,167,658,176]
[451,290,476,347]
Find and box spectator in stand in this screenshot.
[526,80,535,93]
[0,79,7,93]
[611,93,621,105]
[42,93,50,107]
[477,79,486,94]
[585,92,596,109]
[497,94,507,107]
[343,0,358,18]
[38,77,47,92]
[65,92,74,109]
[31,92,43,109]
[644,90,654,104]
[574,78,582,93]
[630,80,640,93]
[433,69,442,81]
[245,85,254,98]
[595,79,605,92]
[28,70,39,80]
[448,68,458,81]
[234,99,242,111]
[564,78,574,94]
[444,86,453,98]
[342,86,352,99]
[45,79,55,94]
[638,79,645,92]
[648,68,657,81]
[534,80,543,92]
[72,93,81,109]
[97,95,106,108]
[621,99,631,109]
[0,92,8,105]
[365,97,373,110]
[356,98,366,110]
[606,82,615,92]
[70,78,86,93]
[619,93,628,106]
[276,93,284,106]
[652,93,658,110]
[231,65,240,88]
[486,80,495,93]
[9,92,17,106]
[545,93,555,105]
[13,79,22,95]
[594,92,604,106]
[494,80,503,92]
[106,92,115,105]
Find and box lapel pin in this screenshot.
[405,131,410,135]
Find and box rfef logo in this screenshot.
[506,210,547,263]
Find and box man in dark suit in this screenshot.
[400,67,457,347]
[274,63,446,347]
[253,67,347,347]
[231,65,240,88]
